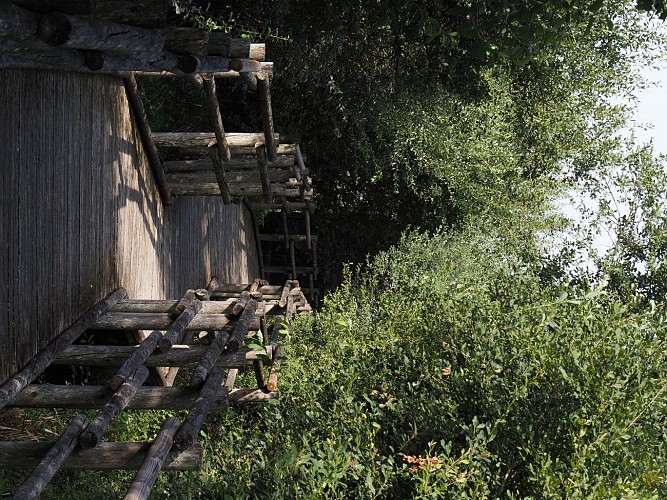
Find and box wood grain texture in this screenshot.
[0,69,259,384]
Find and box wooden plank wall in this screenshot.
[0,69,259,384]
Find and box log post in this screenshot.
[255,144,273,203]
[266,345,286,392]
[202,76,232,161]
[289,239,297,279]
[79,366,149,449]
[12,415,88,500]
[256,72,277,161]
[227,298,258,352]
[225,369,238,391]
[174,368,226,451]
[122,74,173,205]
[253,360,266,389]
[0,288,127,410]
[209,146,233,204]
[189,331,230,388]
[281,198,290,248]
[124,416,180,500]
[37,12,165,60]
[304,205,312,250]
[157,299,203,352]
[110,330,162,390]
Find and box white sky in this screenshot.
[631,63,667,156]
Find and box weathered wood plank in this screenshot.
[0,442,201,470]
[54,344,272,367]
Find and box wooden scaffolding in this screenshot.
[0,279,311,498]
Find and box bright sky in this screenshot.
[631,62,667,156]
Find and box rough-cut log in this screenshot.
[79,366,149,449]
[225,369,238,391]
[153,132,279,149]
[253,360,266,389]
[209,147,233,204]
[190,332,230,388]
[92,312,240,331]
[157,299,203,352]
[167,181,301,198]
[256,72,278,161]
[0,288,127,410]
[304,204,312,250]
[207,282,280,294]
[12,414,88,500]
[124,416,180,500]
[281,198,290,248]
[267,345,286,392]
[0,3,38,39]
[110,330,161,390]
[55,344,270,368]
[177,54,230,73]
[289,239,297,278]
[174,368,226,450]
[279,280,292,308]
[202,76,231,161]
[173,289,196,317]
[255,144,273,203]
[83,50,179,73]
[122,73,173,205]
[0,442,201,470]
[228,299,258,352]
[312,240,319,280]
[229,58,262,73]
[206,34,265,60]
[11,381,273,409]
[165,169,299,185]
[37,12,165,60]
[109,299,235,314]
[134,61,273,78]
[233,291,252,316]
[162,155,294,173]
[249,43,265,61]
[91,0,168,29]
[162,27,208,55]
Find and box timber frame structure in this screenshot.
[0,1,316,498]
